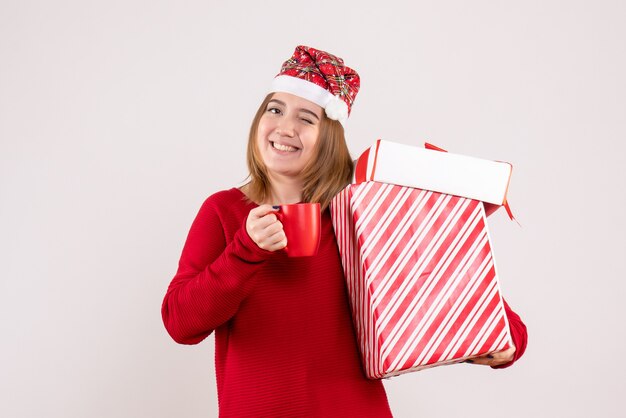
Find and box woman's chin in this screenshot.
[266,166,303,180]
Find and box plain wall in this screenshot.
[1,0,625,417]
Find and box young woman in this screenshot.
[162,45,527,417]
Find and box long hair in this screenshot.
[245,93,353,210]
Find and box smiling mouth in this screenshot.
[271,141,299,152]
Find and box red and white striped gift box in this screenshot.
[331,181,513,379]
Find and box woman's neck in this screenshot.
[267,174,303,205]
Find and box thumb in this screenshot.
[250,204,279,219]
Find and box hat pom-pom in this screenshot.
[325,96,349,122]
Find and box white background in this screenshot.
[2,1,625,417]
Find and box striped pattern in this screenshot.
[331,182,512,379]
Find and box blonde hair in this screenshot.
[245,93,353,210]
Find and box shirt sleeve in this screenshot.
[492,298,528,369]
[161,196,272,345]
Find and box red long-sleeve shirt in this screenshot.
[162,188,392,417]
[162,188,526,417]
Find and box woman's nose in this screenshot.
[275,118,295,137]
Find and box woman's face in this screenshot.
[256,92,323,181]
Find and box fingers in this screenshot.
[465,346,516,367]
[246,205,287,252]
[249,205,278,225]
[465,357,499,366]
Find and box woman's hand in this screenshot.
[465,346,516,367]
[246,205,287,252]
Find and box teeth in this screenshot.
[272,142,298,152]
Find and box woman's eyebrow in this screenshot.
[268,99,320,120]
[299,108,320,120]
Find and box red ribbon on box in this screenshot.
[423,142,517,223]
[354,140,517,222]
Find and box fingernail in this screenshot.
[272,205,280,210]
[486,354,494,359]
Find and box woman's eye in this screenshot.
[301,118,313,125]
[267,107,281,114]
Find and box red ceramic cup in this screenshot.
[276,203,321,257]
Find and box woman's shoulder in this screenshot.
[206,187,245,202]
[201,187,248,210]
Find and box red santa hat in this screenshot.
[271,45,360,125]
